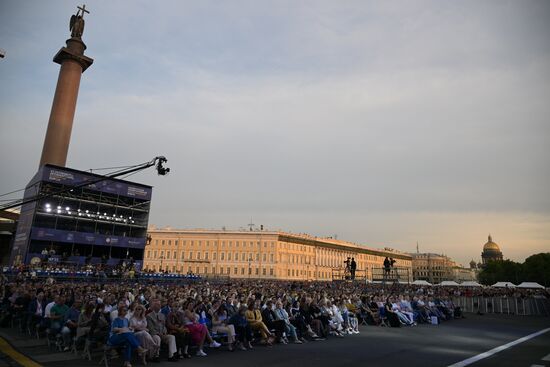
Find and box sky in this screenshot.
[1,1,549,266]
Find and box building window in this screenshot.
[173,251,176,259]
[147,250,151,258]
[256,253,260,261]
[228,253,232,261]
[154,250,157,258]
[204,267,208,273]
[155,240,158,245]
[241,268,245,275]
[213,253,217,260]
[181,251,185,260]
[189,251,193,260]
[255,268,259,275]
[270,254,274,263]
[221,253,225,260]
[160,250,164,257]
[262,268,266,275]
[205,252,209,260]
[166,251,170,259]
[227,267,230,275]
[269,268,273,276]
[161,240,165,245]
[168,240,171,245]
[234,267,238,275]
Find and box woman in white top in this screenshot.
[129,304,160,359]
[210,301,236,351]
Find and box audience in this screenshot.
[0,271,547,365]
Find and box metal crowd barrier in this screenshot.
[452,296,550,316]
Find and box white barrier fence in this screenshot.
[452,296,550,316]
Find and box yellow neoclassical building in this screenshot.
[144,228,412,281]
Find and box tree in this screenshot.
[478,260,522,285]
[477,252,550,286]
[522,253,550,286]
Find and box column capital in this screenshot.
[53,37,94,72]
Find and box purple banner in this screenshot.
[41,166,152,200]
[11,183,40,265]
[31,227,146,249]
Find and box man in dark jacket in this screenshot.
[27,291,47,332]
[261,300,286,342]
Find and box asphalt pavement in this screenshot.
[1,313,549,367]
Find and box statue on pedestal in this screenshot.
[70,4,89,38]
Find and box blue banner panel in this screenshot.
[30,227,146,249]
[11,183,40,265]
[41,166,152,200]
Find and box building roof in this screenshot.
[147,228,412,260]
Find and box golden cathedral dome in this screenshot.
[483,235,501,252]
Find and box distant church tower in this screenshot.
[481,234,504,265]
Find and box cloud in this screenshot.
[1,0,549,264]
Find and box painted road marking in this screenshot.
[542,353,550,361]
[447,327,550,367]
[0,337,42,367]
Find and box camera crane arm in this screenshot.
[0,156,170,212]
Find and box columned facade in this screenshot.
[144,229,412,281]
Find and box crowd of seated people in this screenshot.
[0,276,547,366]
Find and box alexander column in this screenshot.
[39,5,93,167]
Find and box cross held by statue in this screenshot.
[77,4,90,18]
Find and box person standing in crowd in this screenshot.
[350,258,357,280]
